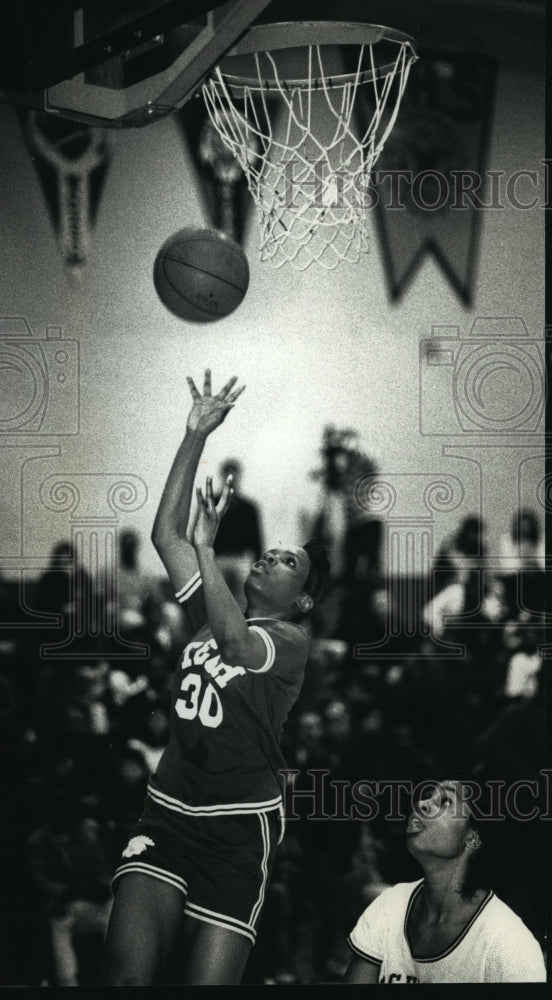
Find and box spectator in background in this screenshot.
[35,541,93,620]
[309,427,381,579]
[422,570,505,641]
[27,803,113,986]
[41,662,116,813]
[502,615,542,701]
[286,710,327,771]
[103,745,150,838]
[498,508,544,574]
[214,458,263,602]
[127,704,171,774]
[0,562,24,712]
[421,570,507,709]
[116,528,158,630]
[497,508,545,619]
[109,528,183,689]
[433,515,487,597]
[0,674,52,984]
[0,561,18,623]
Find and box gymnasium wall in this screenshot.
[0,50,544,580]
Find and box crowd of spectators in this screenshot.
[0,501,546,985]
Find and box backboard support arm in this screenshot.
[1,0,273,128]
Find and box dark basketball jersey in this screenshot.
[150,571,309,814]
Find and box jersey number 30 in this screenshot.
[175,672,223,728]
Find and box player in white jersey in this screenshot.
[102,370,329,986]
[345,780,546,983]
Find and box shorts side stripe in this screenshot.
[184,901,256,945]
[249,812,270,928]
[277,800,286,844]
[175,572,202,602]
[147,784,282,816]
[113,861,187,895]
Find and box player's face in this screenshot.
[244,544,311,612]
[406,780,476,860]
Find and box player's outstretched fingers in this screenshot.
[216,477,233,518]
[217,375,238,400]
[206,477,216,513]
[227,384,246,404]
[186,376,200,400]
[203,369,212,395]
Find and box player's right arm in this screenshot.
[343,885,392,984]
[151,369,244,596]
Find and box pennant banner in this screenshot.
[177,95,281,245]
[357,51,497,306]
[19,111,113,281]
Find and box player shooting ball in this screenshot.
[103,369,330,986]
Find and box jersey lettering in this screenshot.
[203,653,222,674]
[193,641,217,666]
[182,640,247,685]
[182,641,203,669]
[379,974,419,984]
[205,657,246,688]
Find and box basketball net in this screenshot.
[202,32,417,269]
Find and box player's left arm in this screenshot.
[193,477,268,670]
[485,925,546,982]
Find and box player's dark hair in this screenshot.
[300,538,331,616]
[460,786,494,901]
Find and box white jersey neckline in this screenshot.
[404,880,495,963]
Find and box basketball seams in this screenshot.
[158,262,222,317]
[153,227,249,321]
[160,260,243,317]
[163,256,248,295]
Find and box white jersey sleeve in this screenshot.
[483,909,546,982]
[348,884,407,966]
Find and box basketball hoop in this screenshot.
[201,22,417,270]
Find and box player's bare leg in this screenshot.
[177,916,252,985]
[102,874,184,985]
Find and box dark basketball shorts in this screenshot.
[112,795,285,945]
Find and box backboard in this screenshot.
[0,0,272,128]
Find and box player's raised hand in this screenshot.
[186,369,245,436]
[193,475,233,548]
